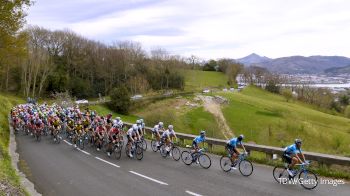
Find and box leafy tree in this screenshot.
[108,86,131,114]
[203,60,217,71]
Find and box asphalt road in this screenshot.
[16,133,350,196]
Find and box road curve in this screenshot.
[16,133,349,196]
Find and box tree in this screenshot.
[203,60,217,71]
[108,86,131,114]
[281,88,293,102]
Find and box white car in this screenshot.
[75,99,88,104]
[131,95,143,100]
[203,89,210,93]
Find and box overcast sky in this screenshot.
[27,0,350,59]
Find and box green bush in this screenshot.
[108,86,131,114]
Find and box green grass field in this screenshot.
[219,86,350,156]
[0,93,26,195]
[182,70,229,91]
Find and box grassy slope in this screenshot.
[0,93,25,194]
[182,70,229,91]
[219,86,350,156]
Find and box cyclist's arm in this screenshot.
[241,143,247,153]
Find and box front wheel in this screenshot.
[160,145,168,158]
[239,160,253,176]
[181,151,193,165]
[171,147,181,161]
[273,166,289,184]
[114,145,122,160]
[299,170,318,190]
[220,156,232,172]
[198,154,211,169]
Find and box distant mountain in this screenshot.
[324,65,350,75]
[236,53,271,65]
[236,54,350,74]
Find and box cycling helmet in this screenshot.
[136,120,141,124]
[116,117,121,121]
[140,119,144,123]
[295,139,302,144]
[158,122,164,127]
[168,125,173,130]
[200,130,206,136]
[238,134,244,141]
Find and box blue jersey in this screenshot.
[193,136,205,144]
[284,144,302,155]
[228,138,242,148]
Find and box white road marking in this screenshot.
[185,190,203,196]
[129,171,168,185]
[77,148,91,155]
[95,157,120,168]
[63,140,72,146]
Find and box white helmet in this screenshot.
[136,120,141,124]
[140,119,144,123]
[168,125,173,130]
[116,117,121,121]
[158,122,164,127]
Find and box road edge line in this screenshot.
[129,171,169,185]
[95,157,120,168]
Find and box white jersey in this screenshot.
[113,119,123,128]
[169,129,176,137]
[162,129,170,138]
[127,128,135,136]
[153,125,163,134]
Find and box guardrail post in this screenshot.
[208,143,213,152]
[179,138,185,146]
[266,153,273,160]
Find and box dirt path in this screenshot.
[198,95,234,139]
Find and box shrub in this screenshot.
[108,86,131,114]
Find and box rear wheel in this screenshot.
[160,145,168,158]
[239,160,253,176]
[142,139,147,151]
[181,151,193,165]
[171,147,181,161]
[135,145,143,160]
[198,154,211,169]
[299,170,318,190]
[151,140,158,152]
[220,156,232,172]
[273,166,289,184]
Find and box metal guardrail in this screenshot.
[124,123,350,166]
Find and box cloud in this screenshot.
[27,0,350,59]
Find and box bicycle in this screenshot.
[151,139,161,152]
[273,161,318,190]
[181,147,211,169]
[159,142,181,161]
[75,134,85,149]
[220,152,253,176]
[140,135,147,151]
[125,140,143,160]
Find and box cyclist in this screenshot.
[226,135,246,170]
[283,139,306,176]
[168,125,177,143]
[95,122,106,151]
[73,121,84,148]
[126,124,140,157]
[191,131,206,163]
[136,120,143,138]
[161,127,171,153]
[152,122,164,147]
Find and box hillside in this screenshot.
[218,86,350,156]
[182,70,229,91]
[325,65,350,75]
[0,94,25,194]
[237,54,350,74]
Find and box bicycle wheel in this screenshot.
[142,139,147,151]
[273,166,289,184]
[160,145,168,158]
[220,156,232,172]
[79,139,85,149]
[56,135,61,144]
[36,133,41,141]
[299,170,318,190]
[135,145,143,160]
[151,140,158,152]
[171,147,181,161]
[114,145,122,160]
[239,160,253,176]
[198,154,211,169]
[181,151,193,165]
